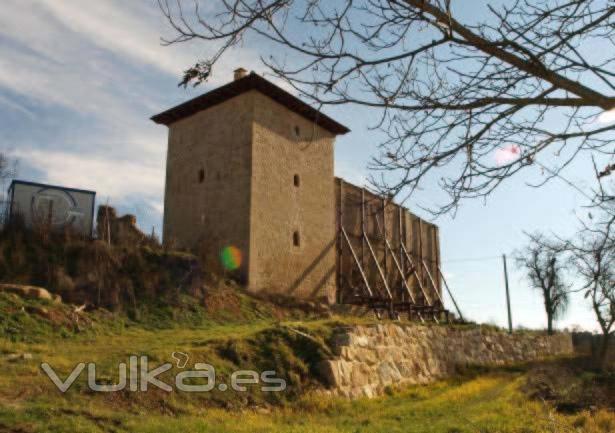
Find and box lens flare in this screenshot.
[220,245,242,270]
[494,144,521,166]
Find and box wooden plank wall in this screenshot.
[335,177,441,304]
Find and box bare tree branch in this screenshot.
[159,0,615,214]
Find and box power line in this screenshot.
[534,160,595,203]
[442,255,502,263]
[534,159,615,217]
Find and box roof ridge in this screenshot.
[151,73,350,135]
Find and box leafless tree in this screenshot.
[159,0,615,214]
[516,233,570,335]
[0,153,16,226]
[0,153,15,181]
[566,209,615,370]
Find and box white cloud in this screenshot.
[11,148,165,204]
[144,198,164,216]
[34,0,261,85]
[0,42,136,126]
[36,0,191,77]
[0,0,262,125]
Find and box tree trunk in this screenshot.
[547,313,553,335]
[597,332,611,371]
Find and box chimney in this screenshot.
[233,67,248,81]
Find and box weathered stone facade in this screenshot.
[157,77,339,302]
[249,92,337,302]
[319,324,573,399]
[162,91,254,282]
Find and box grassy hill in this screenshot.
[0,290,613,433]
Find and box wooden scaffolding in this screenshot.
[335,178,463,322]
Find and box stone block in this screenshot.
[377,360,402,385]
[350,363,372,388]
[317,360,341,387]
[351,335,370,347]
[0,284,60,303]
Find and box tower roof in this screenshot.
[151,72,350,135]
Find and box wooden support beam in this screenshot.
[373,212,425,322]
[382,236,425,323]
[364,233,393,300]
[434,226,442,296]
[400,243,433,306]
[382,197,387,286]
[360,188,366,280]
[341,227,374,297]
[337,179,344,304]
[418,218,424,299]
[374,213,417,303]
[398,207,405,303]
[439,267,464,322]
[383,238,415,302]
[422,259,445,306]
[401,242,439,323]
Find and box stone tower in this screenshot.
[152,70,349,303]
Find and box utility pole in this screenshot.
[502,254,513,334]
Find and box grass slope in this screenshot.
[0,293,613,433]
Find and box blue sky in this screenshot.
[0,0,608,331]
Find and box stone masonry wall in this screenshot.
[163,91,255,282]
[162,88,338,299]
[319,324,573,399]
[249,91,337,303]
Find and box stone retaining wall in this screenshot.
[319,324,573,398]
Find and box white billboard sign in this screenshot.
[8,180,96,236]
